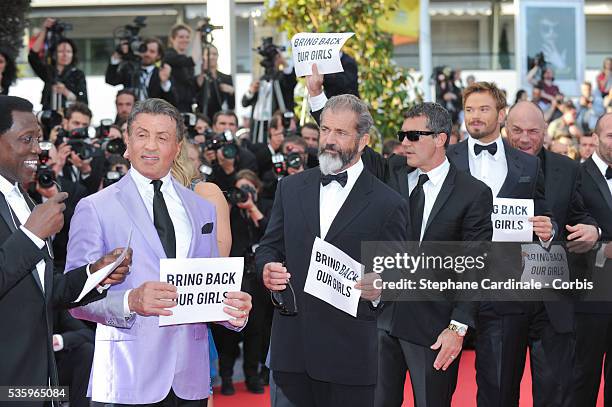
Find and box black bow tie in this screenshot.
[606,166,612,180]
[474,143,498,156]
[321,171,348,187]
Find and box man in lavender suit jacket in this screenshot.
[65,98,252,406]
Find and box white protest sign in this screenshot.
[492,198,534,242]
[74,229,133,303]
[303,237,364,317]
[520,244,570,285]
[159,257,244,327]
[291,32,355,77]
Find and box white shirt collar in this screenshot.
[332,158,363,183]
[129,167,173,194]
[592,151,611,178]
[142,65,155,74]
[0,174,21,198]
[468,134,505,161]
[416,158,450,186]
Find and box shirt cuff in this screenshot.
[123,289,133,317]
[53,334,64,352]
[450,320,468,332]
[19,226,45,249]
[596,244,608,268]
[87,264,111,294]
[161,80,172,92]
[539,229,555,249]
[309,93,328,112]
[371,297,381,308]
[110,57,120,65]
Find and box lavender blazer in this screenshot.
[65,173,230,404]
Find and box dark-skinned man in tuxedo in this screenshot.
[0,95,131,404]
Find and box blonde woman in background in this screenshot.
[172,141,231,257]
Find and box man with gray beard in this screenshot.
[256,94,408,407]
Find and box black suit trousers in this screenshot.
[476,302,574,407]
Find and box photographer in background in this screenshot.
[0,48,17,95]
[195,44,235,119]
[53,102,105,195]
[212,169,273,396]
[164,24,196,112]
[105,37,176,105]
[29,18,88,110]
[114,88,136,124]
[249,112,285,177]
[527,60,560,107]
[242,38,297,143]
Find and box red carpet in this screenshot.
[214,350,604,406]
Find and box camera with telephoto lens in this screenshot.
[203,130,238,159]
[56,127,96,160]
[101,138,126,156]
[272,152,303,178]
[37,142,56,189]
[256,37,286,74]
[114,16,147,56]
[46,19,73,55]
[225,184,257,205]
[182,113,198,140]
[97,118,113,139]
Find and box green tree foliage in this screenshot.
[0,0,31,58]
[266,0,422,141]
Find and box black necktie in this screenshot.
[321,171,348,187]
[151,180,176,258]
[410,174,429,241]
[474,143,498,156]
[606,167,612,180]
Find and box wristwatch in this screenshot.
[448,323,467,337]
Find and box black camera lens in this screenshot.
[221,143,238,159]
[105,138,126,156]
[224,187,248,205]
[37,165,56,189]
[286,152,303,169]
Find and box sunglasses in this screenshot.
[270,262,298,316]
[397,130,437,142]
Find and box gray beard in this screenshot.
[318,142,360,175]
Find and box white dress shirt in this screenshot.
[319,159,364,239]
[406,160,468,332]
[467,135,507,197]
[592,151,612,196]
[124,168,192,315]
[0,175,47,290]
[408,158,450,242]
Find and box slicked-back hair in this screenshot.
[0,96,33,136]
[321,94,373,138]
[127,98,184,142]
[403,102,452,147]
[463,81,508,112]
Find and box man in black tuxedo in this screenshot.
[256,94,408,407]
[573,112,612,406]
[0,96,130,399]
[446,82,555,406]
[505,100,600,406]
[105,38,176,106]
[375,103,493,407]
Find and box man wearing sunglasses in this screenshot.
[446,82,557,406]
[256,94,408,407]
[375,103,494,407]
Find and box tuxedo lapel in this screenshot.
[498,143,521,197]
[299,170,321,238]
[544,151,561,203]
[585,158,612,212]
[325,170,373,243]
[395,165,410,201]
[0,193,17,233]
[450,140,470,172]
[423,165,456,234]
[116,175,166,259]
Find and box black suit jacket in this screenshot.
[256,166,408,386]
[383,158,493,345]
[575,157,612,314]
[447,139,564,323]
[0,192,103,392]
[323,53,359,98]
[105,63,177,106]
